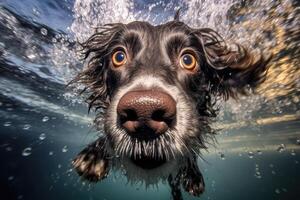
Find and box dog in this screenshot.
[71,12,271,200]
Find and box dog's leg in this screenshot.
[72,137,110,182]
[168,174,183,200]
[181,156,205,196]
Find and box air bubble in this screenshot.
[22,147,32,156]
[257,150,262,155]
[248,151,254,158]
[296,139,300,145]
[5,146,12,152]
[32,7,40,16]
[39,133,46,140]
[275,189,280,194]
[23,124,31,130]
[254,164,262,179]
[40,28,48,36]
[255,171,262,179]
[42,116,49,122]
[62,146,68,153]
[291,150,296,156]
[219,152,225,160]
[27,53,36,60]
[277,144,285,153]
[3,122,11,127]
[49,151,54,156]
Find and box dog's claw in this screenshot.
[72,144,109,182]
[182,169,205,196]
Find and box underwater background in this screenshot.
[0,0,299,199]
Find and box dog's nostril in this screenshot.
[120,109,138,122]
[151,109,165,121]
[117,90,176,138]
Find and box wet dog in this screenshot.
[71,13,270,200]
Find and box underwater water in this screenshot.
[0,0,300,199]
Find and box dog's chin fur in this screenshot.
[99,75,205,164]
[111,155,186,185]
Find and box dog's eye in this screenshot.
[180,53,197,71]
[112,51,127,67]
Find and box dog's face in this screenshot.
[75,21,269,169]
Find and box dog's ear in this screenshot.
[195,28,272,99]
[70,24,124,111]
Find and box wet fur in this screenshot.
[71,16,271,199]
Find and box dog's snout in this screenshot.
[117,90,176,137]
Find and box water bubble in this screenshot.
[254,164,262,179]
[62,146,68,153]
[39,133,46,140]
[5,146,12,152]
[8,176,14,181]
[3,121,11,127]
[55,34,61,39]
[32,7,40,16]
[219,152,225,160]
[257,150,262,155]
[296,139,300,145]
[248,151,254,158]
[27,53,36,60]
[42,116,49,122]
[58,164,62,169]
[291,150,296,156]
[23,124,31,130]
[22,147,32,156]
[277,144,285,153]
[255,171,262,179]
[40,28,48,36]
[275,189,280,194]
[49,151,54,156]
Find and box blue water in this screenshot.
[0,0,299,200]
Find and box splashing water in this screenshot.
[71,0,134,42]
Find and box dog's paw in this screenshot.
[72,150,109,182]
[182,170,205,196]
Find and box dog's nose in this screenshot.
[117,90,176,138]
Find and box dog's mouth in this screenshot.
[130,155,166,169]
